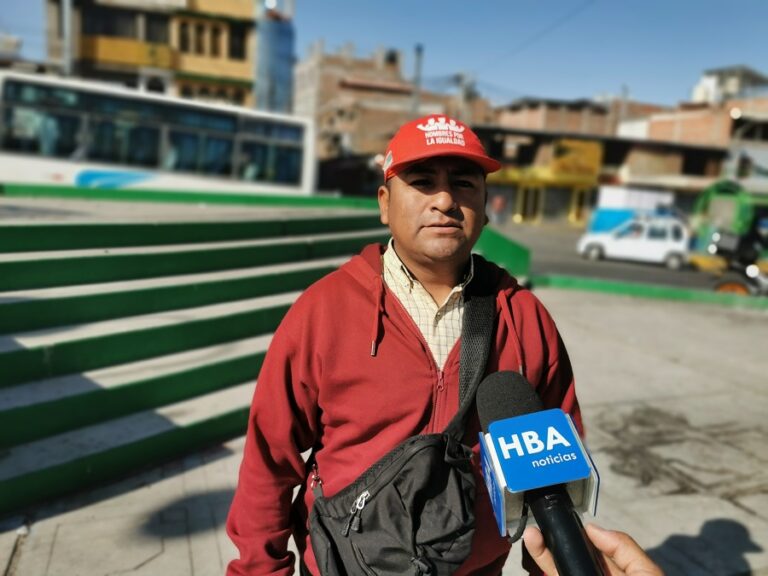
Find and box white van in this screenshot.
[576,216,690,270]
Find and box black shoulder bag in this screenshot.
[308,288,496,576]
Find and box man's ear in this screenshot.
[377,184,390,226]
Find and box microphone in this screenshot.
[477,371,603,576]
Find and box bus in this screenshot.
[0,72,315,195]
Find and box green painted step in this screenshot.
[0,229,389,291]
[0,291,299,389]
[0,334,271,448]
[0,214,382,253]
[0,257,344,334]
[0,380,255,516]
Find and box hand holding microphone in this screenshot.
[477,371,604,576]
[524,523,664,576]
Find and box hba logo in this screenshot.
[497,426,571,459]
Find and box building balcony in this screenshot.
[80,35,174,70]
[175,52,252,81]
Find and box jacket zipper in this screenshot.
[310,463,324,498]
[386,295,454,434]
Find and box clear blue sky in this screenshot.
[3,0,767,106]
[293,0,768,106]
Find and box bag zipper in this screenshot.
[341,489,370,536]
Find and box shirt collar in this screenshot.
[383,238,474,291]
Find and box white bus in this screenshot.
[0,72,315,195]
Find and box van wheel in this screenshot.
[665,253,684,270]
[584,244,603,261]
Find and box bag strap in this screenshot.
[444,256,496,440]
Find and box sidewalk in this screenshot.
[2,286,766,575]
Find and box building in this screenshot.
[46,0,257,106]
[0,34,22,66]
[691,65,768,104]
[254,2,295,113]
[294,42,493,162]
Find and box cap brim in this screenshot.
[387,150,501,180]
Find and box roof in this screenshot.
[503,97,608,113]
[702,65,768,83]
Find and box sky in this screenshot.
[3,0,768,107]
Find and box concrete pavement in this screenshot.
[2,285,766,575]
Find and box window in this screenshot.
[228,23,247,60]
[647,225,668,240]
[232,89,245,105]
[88,119,159,167]
[239,141,267,181]
[201,136,233,175]
[211,26,221,57]
[238,140,302,184]
[146,14,169,44]
[199,86,210,98]
[83,7,137,38]
[180,85,193,98]
[1,107,82,158]
[166,130,200,172]
[617,222,645,239]
[273,146,302,184]
[3,80,81,108]
[171,107,237,133]
[671,225,684,242]
[195,23,206,55]
[179,22,190,53]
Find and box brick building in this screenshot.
[294,42,493,161]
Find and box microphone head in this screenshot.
[477,371,543,433]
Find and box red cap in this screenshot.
[382,114,501,181]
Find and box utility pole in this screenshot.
[62,0,72,76]
[410,43,423,118]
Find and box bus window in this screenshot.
[274,145,302,184]
[201,136,232,175]
[2,106,42,152]
[172,107,236,133]
[88,120,160,167]
[128,126,160,167]
[2,107,81,158]
[239,141,267,181]
[3,80,81,109]
[166,130,200,171]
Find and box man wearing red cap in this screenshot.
[227,114,582,575]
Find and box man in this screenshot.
[227,114,582,575]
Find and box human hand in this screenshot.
[523,523,663,576]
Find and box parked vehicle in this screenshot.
[708,223,768,296]
[713,261,768,296]
[577,216,690,270]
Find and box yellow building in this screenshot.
[46,0,256,106]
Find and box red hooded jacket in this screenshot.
[227,243,582,575]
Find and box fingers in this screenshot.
[585,524,664,576]
[523,526,559,576]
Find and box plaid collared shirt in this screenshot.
[382,238,474,369]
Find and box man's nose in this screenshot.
[431,177,458,211]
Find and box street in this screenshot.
[495,220,720,291]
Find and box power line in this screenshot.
[476,0,597,73]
